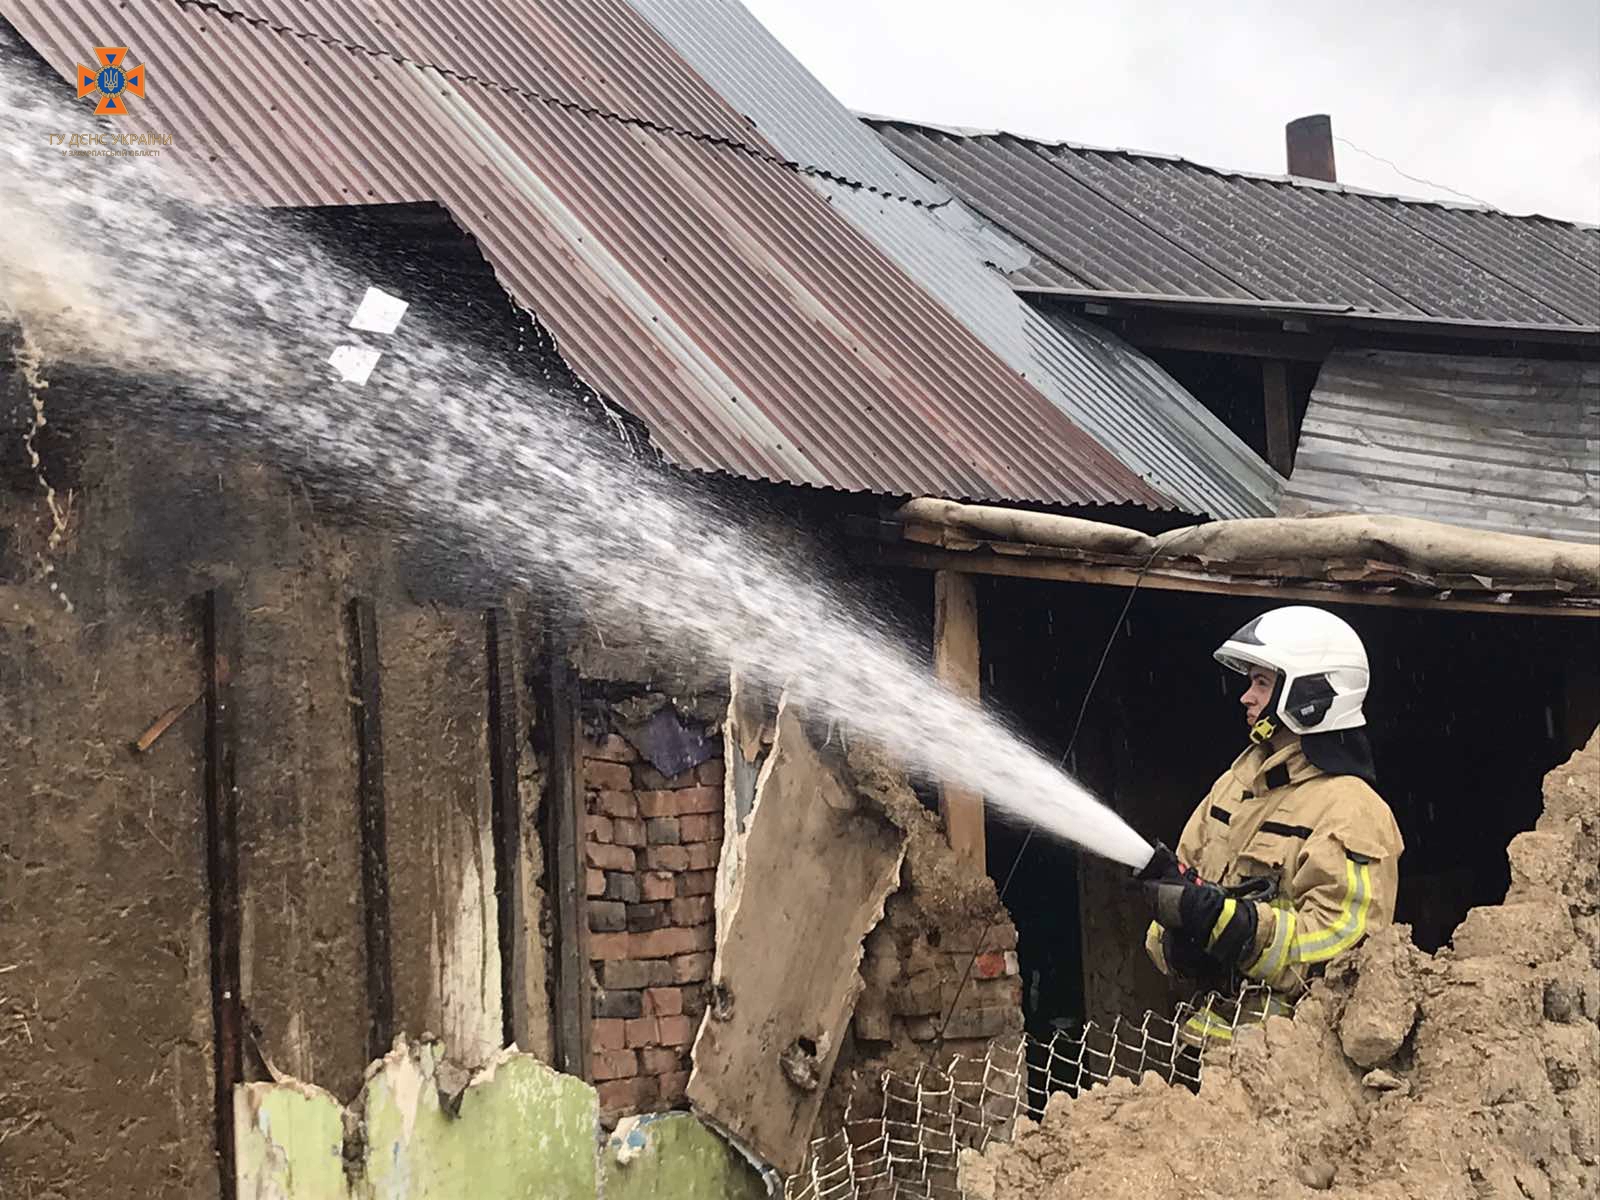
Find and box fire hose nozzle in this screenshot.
[1134,840,1183,883]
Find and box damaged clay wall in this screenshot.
[0,407,554,1198]
[848,752,1024,1069]
[960,728,1600,1200]
[699,679,1024,1172]
[234,1040,767,1199]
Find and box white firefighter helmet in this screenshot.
[1214,606,1369,740]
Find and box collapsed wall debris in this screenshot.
[690,695,908,1175]
[840,744,1024,1081]
[686,682,1024,1175]
[957,729,1600,1200]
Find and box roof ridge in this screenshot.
[164,0,953,211]
[862,114,1600,231]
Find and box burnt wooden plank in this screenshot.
[486,606,534,1052]
[204,587,242,1200]
[1263,359,1296,478]
[349,596,394,1062]
[538,623,590,1077]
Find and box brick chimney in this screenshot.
[1286,115,1337,182]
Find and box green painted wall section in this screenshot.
[234,1044,768,1199]
[236,1081,349,1200]
[361,1044,597,1200]
[235,1041,598,1200]
[602,1113,770,1200]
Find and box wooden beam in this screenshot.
[1263,359,1295,478]
[855,543,1600,620]
[538,624,591,1078]
[485,607,532,1052]
[933,570,985,865]
[347,597,394,1062]
[1120,320,1333,362]
[203,588,241,1200]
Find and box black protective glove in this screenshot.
[1162,928,1224,980]
[1134,841,1197,886]
[1146,876,1259,968]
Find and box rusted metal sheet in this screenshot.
[1284,350,1600,544]
[870,120,1600,327]
[631,0,1280,520]
[1,2,1165,509]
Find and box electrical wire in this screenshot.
[153,0,950,210]
[1332,136,1496,209]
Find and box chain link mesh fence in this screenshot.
[785,986,1284,1200]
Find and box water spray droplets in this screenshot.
[0,63,1150,868]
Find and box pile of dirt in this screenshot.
[959,729,1600,1200]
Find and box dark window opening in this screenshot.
[1144,348,1270,461]
[1138,347,1321,473]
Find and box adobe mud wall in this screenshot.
[961,728,1600,1200]
[0,396,553,1197]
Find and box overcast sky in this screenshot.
[740,0,1600,225]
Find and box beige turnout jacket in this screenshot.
[1146,736,1404,997]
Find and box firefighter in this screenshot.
[1141,605,1404,1041]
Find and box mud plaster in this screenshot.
[0,563,213,1195]
[234,495,368,1098]
[381,604,504,1067]
[689,698,907,1175]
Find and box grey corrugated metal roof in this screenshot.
[870,121,1600,328]
[629,0,1281,519]
[1283,350,1600,544]
[1,1,1167,509]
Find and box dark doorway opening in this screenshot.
[978,574,1598,1030]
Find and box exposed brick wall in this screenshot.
[855,895,1023,1059]
[581,732,724,1117]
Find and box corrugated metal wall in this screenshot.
[1285,350,1600,544]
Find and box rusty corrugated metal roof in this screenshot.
[630,0,1280,521]
[1,1,1174,509]
[870,120,1600,328]
[1284,350,1600,544]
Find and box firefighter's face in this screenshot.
[1241,668,1277,724]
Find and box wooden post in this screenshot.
[486,607,533,1052]
[933,570,985,866]
[1263,359,1295,478]
[538,623,591,1077]
[347,597,394,1062]
[203,588,241,1200]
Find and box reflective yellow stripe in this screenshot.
[1205,898,1238,950]
[1244,907,1295,981]
[1183,1005,1235,1042]
[1288,859,1373,965]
